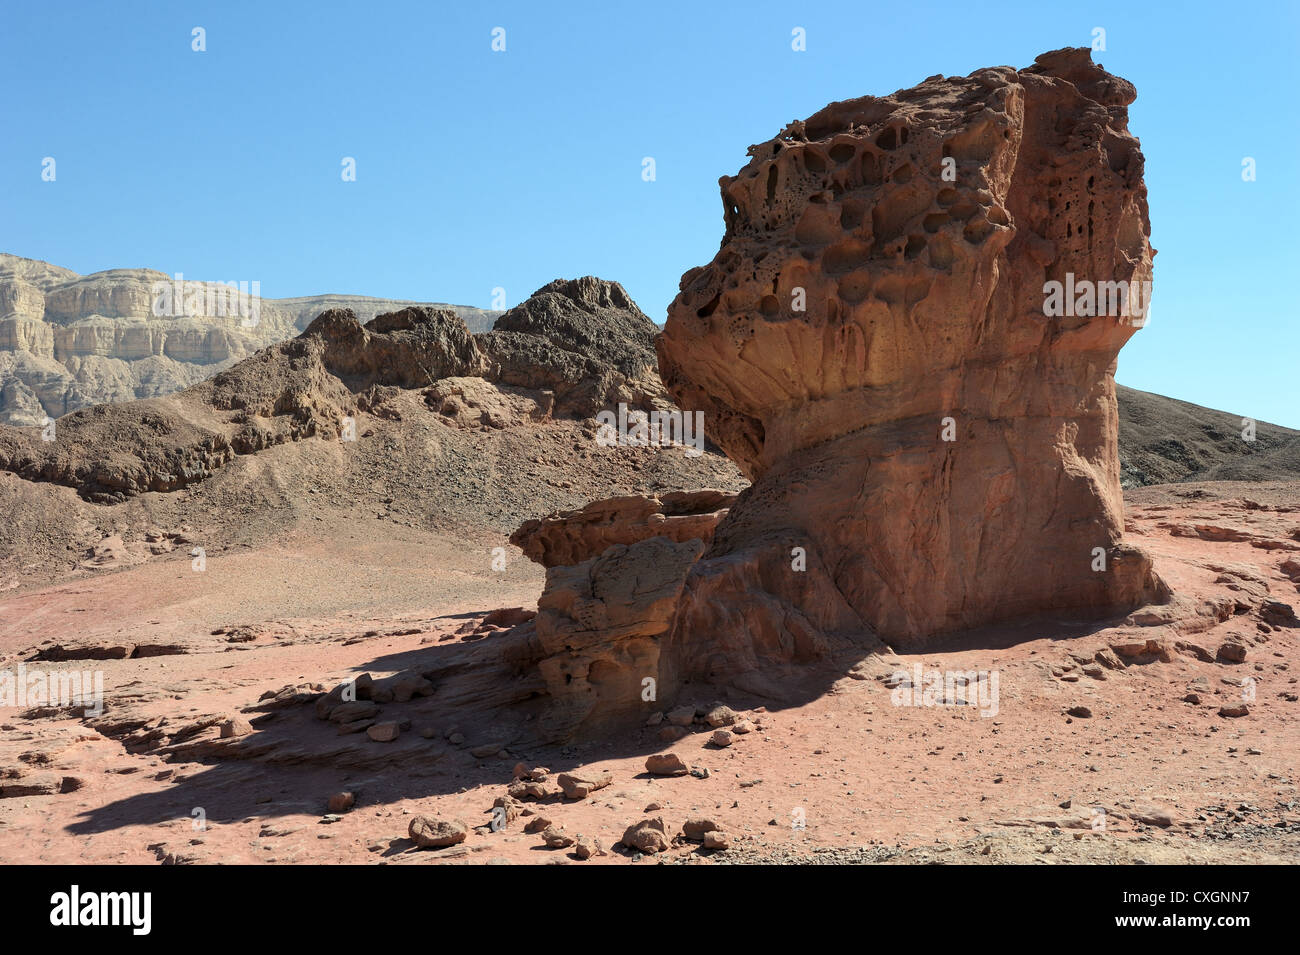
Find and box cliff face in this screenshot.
[0,254,501,426]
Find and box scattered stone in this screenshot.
[1131,808,1176,828]
[557,769,613,799]
[704,703,738,727]
[682,817,721,840]
[1067,706,1092,719]
[1216,642,1248,664]
[409,816,468,849]
[327,792,355,813]
[667,705,696,727]
[390,672,434,702]
[491,795,523,827]
[645,753,690,777]
[328,701,380,725]
[1260,600,1299,628]
[507,777,555,800]
[219,717,253,739]
[709,729,735,747]
[366,721,401,742]
[337,718,377,736]
[574,834,603,859]
[541,825,575,849]
[702,830,731,850]
[621,816,670,854]
[1218,704,1250,718]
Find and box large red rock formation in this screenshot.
[658,48,1169,655]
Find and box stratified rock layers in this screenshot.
[659,49,1169,652]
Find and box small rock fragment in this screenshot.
[702,830,731,850]
[409,816,468,849]
[557,769,613,799]
[366,721,401,742]
[621,816,670,854]
[645,753,690,777]
[327,791,355,813]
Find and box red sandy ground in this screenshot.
[1,482,1296,865]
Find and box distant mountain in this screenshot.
[0,253,501,427]
[1117,384,1300,487]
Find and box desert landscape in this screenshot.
[1,26,1296,890]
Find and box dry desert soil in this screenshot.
[1,438,1296,864]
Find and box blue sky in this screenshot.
[2,0,1296,425]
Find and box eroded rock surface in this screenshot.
[531,536,704,740]
[510,489,735,568]
[660,48,1169,651]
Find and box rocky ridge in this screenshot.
[0,253,501,427]
[0,277,670,503]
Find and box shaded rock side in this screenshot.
[531,536,704,740]
[659,48,1169,651]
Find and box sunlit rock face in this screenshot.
[659,48,1169,658]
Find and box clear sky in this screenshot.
[2,1,1296,426]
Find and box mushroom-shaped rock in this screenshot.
[658,48,1169,657]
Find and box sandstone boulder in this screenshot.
[620,816,670,854]
[408,815,468,849]
[645,753,690,777]
[658,48,1169,655]
[556,769,613,799]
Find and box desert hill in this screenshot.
[0,275,742,590]
[1116,384,1300,487]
